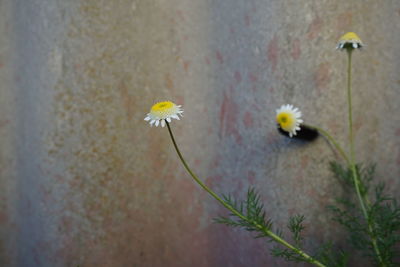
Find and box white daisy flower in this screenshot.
[144,101,183,127]
[276,104,303,137]
[336,32,364,50]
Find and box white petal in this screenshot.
[353,43,357,48]
[144,116,151,121]
[155,120,160,127]
[166,117,172,122]
[150,120,156,125]
[161,120,166,127]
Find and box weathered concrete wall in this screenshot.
[1,0,399,266]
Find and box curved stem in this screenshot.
[303,124,350,165]
[166,122,326,267]
[346,50,384,266]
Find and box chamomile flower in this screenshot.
[276,104,303,137]
[336,32,364,50]
[144,101,183,127]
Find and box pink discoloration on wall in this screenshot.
[243,111,254,128]
[118,81,135,120]
[204,56,211,65]
[314,62,331,93]
[267,35,279,72]
[247,170,256,184]
[205,175,223,188]
[165,73,174,90]
[219,89,242,144]
[301,155,309,169]
[234,71,242,84]
[215,50,224,64]
[248,73,258,83]
[194,158,202,168]
[353,116,363,133]
[291,38,301,60]
[183,60,191,73]
[337,12,352,31]
[176,10,186,22]
[0,119,9,129]
[307,16,323,40]
[395,128,400,136]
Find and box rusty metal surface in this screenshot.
[0,0,399,266]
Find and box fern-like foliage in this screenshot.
[214,188,316,264]
[329,161,400,266]
[213,188,273,238]
[271,215,309,263]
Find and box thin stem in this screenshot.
[166,121,326,267]
[303,124,350,165]
[346,49,384,266]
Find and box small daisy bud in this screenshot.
[336,32,364,50]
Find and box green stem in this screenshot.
[303,124,350,165]
[166,122,326,267]
[346,49,384,266]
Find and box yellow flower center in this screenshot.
[150,101,176,118]
[277,112,295,131]
[152,101,173,112]
[340,32,362,42]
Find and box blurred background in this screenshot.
[0,0,399,266]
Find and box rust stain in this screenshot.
[267,35,279,72]
[300,155,309,168]
[307,16,323,40]
[183,60,191,73]
[248,73,258,83]
[337,12,353,32]
[219,88,242,144]
[247,170,256,184]
[243,111,254,128]
[291,38,301,60]
[215,50,224,64]
[118,78,135,120]
[165,73,174,90]
[314,62,331,93]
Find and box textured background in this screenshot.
[1,0,400,266]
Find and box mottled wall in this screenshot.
[1,0,400,266]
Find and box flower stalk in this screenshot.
[345,49,385,266]
[166,121,326,267]
[304,124,350,165]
